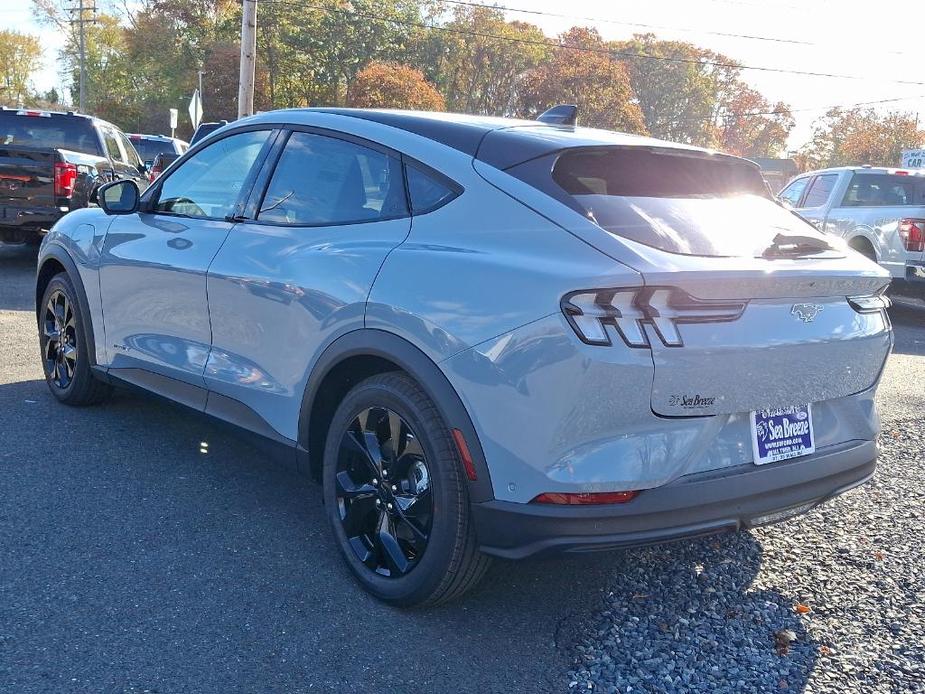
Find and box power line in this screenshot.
[435,0,917,58]
[260,0,925,87]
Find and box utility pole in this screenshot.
[237,0,257,119]
[69,0,96,113]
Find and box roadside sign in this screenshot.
[188,90,203,130]
[169,108,178,138]
[902,148,925,169]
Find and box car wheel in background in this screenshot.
[322,372,490,607]
[38,273,112,406]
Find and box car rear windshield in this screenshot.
[130,137,174,162]
[512,147,831,258]
[0,112,102,156]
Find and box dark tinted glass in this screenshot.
[131,137,174,162]
[258,132,407,225]
[0,113,102,155]
[841,173,925,207]
[802,174,838,207]
[519,147,828,257]
[102,129,123,162]
[155,129,269,218]
[407,165,458,212]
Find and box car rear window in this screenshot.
[840,173,925,207]
[509,147,830,257]
[130,137,174,162]
[0,112,102,156]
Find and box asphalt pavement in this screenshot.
[1,243,924,693]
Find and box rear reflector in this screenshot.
[53,162,78,199]
[451,428,478,481]
[532,490,639,505]
[899,219,925,252]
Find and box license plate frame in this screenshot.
[750,404,815,466]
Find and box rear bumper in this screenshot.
[472,439,875,559]
[0,205,64,230]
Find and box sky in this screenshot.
[5,0,925,152]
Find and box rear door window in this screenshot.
[802,174,838,207]
[508,147,830,258]
[102,129,124,163]
[778,177,809,207]
[257,132,407,226]
[840,173,925,207]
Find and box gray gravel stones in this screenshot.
[567,421,925,693]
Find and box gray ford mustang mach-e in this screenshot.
[35,107,893,606]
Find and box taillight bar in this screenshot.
[561,286,746,348]
[532,490,639,505]
[899,219,925,253]
[848,294,891,313]
[53,162,78,199]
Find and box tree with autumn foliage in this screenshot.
[718,86,793,157]
[0,30,43,107]
[798,108,925,169]
[518,27,647,134]
[347,61,445,111]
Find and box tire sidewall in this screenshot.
[322,375,465,606]
[38,274,90,402]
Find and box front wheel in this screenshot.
[38,273,112,405]
[322,372,490,607]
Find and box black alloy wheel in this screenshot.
[335,406,433,577]
[42,289,78,389]
[38,273,111,405]
[322,373,491,606]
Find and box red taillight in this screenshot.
[149,163,163,183]
[899,219,925,253]
[53,162,78,199]
[451,428,478,481]
[532,490,639,505]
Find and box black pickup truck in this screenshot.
[0,108,148,245]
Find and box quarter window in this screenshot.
[258,132,407,226]
[155,129,270,219]
[406,165,459,213]
[802,174,838,207]
[778,177,809,207]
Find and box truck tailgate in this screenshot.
[0,145,57,213]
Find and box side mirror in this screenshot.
[98,180,140,215]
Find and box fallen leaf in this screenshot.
[874,551,885,561]
[819,645,831,656]
[774,629,797,656]
[794,603,811,614]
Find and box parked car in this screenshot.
[36,107,892,606]
[779,166,925,292]
[189,119,228,145]
[127,133,187,173]
[0,107,148,244]
[147,151,181,182]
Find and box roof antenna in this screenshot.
[536,104,578,126]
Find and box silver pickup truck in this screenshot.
[779,166,925,291]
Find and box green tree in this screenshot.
[518,27,647,134]
[415,5,549,115]
[347,61,445,110]
[0,30,43,106]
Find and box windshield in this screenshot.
[0,113,103,156]
[547,147,833,258]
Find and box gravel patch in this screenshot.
[567,422,925,693]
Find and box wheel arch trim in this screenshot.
[36,245,99,367]
[298,328,495,502]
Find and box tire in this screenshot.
[38,272,112,406]
[322,372,491,607]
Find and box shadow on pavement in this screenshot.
[0,244,37,312]
[0,376,823,692]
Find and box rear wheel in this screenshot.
[38,273,112,405]
[322,372,490,607]
[849,237,877,262]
